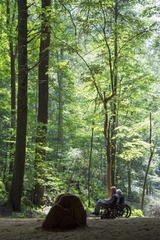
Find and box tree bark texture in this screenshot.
[9,0,28,211]
[33,0,51,206]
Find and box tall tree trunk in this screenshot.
[100,0,118,195]
[6,1,17,176]
[87,98,98,207]
[141,113,156,211]
[9,41,16,173]
[57,49,64,155]
[8,0,28,211]
[111,0,118,186]
[33,0,51,206]
[127,162,131,198]
[103,99,112,195]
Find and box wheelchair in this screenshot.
[120,203,131,218]
[100,203,131,219]
[100,203,123,219]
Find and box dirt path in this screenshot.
[0,217,160,240]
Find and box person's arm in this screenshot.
[104,196,114,203]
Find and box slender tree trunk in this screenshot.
[103,100,112,194]
[88,125,94,207]
[87,98,98,207]
[33,0,51,206]
[141,113,156,211]
[8,0,28,211]
[53,50,64,170]
[127,162,131,198]
[3,1,17,186]
[6,1,17,175]
[100,0,118,195]
[9,41,16,173]
[111,0,118,186]
[57,49,64,156]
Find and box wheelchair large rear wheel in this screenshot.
[116,204,124,217]
[122,204,131,218]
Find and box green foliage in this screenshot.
[0,181,6,196]
[144,195,160,217]
[0,0,159,215]
[131,208,144,217]
[0,181,8,204]
[10,208,46,219]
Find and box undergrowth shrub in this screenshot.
[131,208,144,217]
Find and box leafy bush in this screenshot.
[0,181,8,204]
[131,208,144,217]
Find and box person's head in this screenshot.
[116,189,122,195]
[111,186,116,194]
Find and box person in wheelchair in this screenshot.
[116,189,125,205]
[92,186,117,215]
[100,188,125,219]
[116,189,132,218]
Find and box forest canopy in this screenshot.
[0,0,160,216]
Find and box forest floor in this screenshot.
[0,215,160,240]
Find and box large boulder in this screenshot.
[42,193,87,230]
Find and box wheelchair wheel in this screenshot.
[109,206,117,219]
[101,204,123,219]
[122,204,131,218]
[101,206,116,219]
[116,204,124,217]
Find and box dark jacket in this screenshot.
[117,195,124,204]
